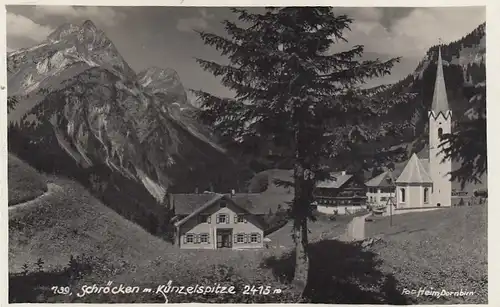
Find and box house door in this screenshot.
[217,229,233,248]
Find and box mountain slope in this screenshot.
[357,23,486,181]
[7,20,255,238]
[7,20,237,200]
[388,22,485,144]
[8,154,48,206]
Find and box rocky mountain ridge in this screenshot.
[7,20,235,206]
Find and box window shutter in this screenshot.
[226,214,230,224]
[257,233,261,243]
[194,235,199,244]
[244,234,249,243]
[233,234,238,243]
[207,216,211,224]
[234,215,238,223]
[207,234,210,244]
[183,235,187,244]
[244,215,248,223]
[216,214,220,224]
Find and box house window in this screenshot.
[199,214,211,224]
[438,128,443,138]
[200,233,209,243]
[235,215,245,223]
[236,233,245,243]
[217,214,229,224]
[250,233,261,243]
[186,234,194,243]
[424,188,429,204]
[400,188,406,203]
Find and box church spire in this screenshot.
[430,44,451,118]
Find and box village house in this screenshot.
[313,171,367,215]
[263,169,367,215]
[169,192,282,249]
[365,166,404,208]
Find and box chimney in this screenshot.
[341,171,346,176]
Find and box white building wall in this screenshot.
[366,187,395,207]
[396,183,433,209]
[429,113,452,207]
[178,200,264,249]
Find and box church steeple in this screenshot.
[427,41,452,208]
[429,45,451,119]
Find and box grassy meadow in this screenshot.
[365,206,488,304]
[8,154,47,206]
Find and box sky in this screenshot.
[6,6,486,99]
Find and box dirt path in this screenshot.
[339,213,372,242]
[8,183,62,212]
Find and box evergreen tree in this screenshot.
[440,82,486,188]
[193,7,413,294]
[7,96,18,114]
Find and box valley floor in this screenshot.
[8,164,487,304]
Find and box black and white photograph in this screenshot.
[5,5,488,304]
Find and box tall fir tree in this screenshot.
[193,7,413,295]
[440,81,486,188]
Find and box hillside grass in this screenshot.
[12,166,485,304]
[365,205,487,304]
[8,154,47,206]
[8,175,296,303]
[9,176,172,274]
[9,171,365,303]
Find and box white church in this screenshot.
[366,46,452,209]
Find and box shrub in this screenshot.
[9,254,95,303]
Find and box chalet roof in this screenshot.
[259,168,353,190]
[365,163,406,188]
[173,194,224,227]
[172,193,278,228]
[430,46,451,117]
[171,193,219,215]
[366,171,393,188]
[316,171,353,189]
[396,153,433,184]
[171,192,289,217]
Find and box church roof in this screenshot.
[430,46,450,117]
[396,153,433,184]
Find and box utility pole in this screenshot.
[385,167,397,227]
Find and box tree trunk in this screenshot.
[291,102,314,298]
[292,216,309,296]
[291,161,312,297]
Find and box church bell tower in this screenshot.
[428,45,452,207]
